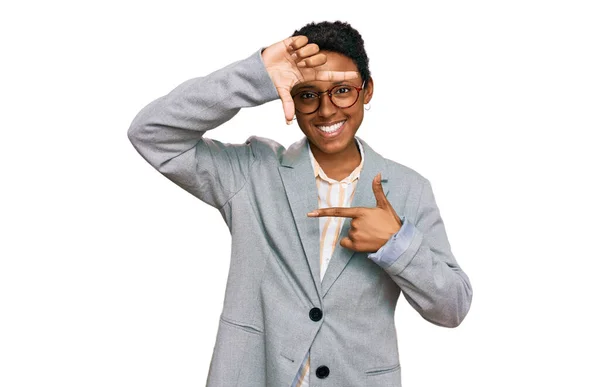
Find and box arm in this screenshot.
[369,179,473,328]
[308,174,472,327]
[128,35,359,208]
[127,49,279,208]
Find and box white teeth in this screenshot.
[317,121,345,133]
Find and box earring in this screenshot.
[364,103,371,111]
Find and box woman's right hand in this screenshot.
[261,35,360,125]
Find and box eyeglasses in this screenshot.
[292,82,365,114]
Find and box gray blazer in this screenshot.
[127,49,472,387]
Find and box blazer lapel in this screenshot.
[278,136,389,300]
[278,137,323,300]
[320,136,389,298]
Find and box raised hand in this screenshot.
[261,35,360,124]
[307,173,403,252]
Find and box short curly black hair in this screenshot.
[292,21,371,85]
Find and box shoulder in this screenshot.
[384,157,428,185]
[245,135,287,161]
[361,138,429,188]
[360,138,431,201]
[376,155,437,218]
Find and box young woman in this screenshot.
[128,20,472,387]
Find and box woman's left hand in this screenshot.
[307,173,402,252]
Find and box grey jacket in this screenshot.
[127,48,473,387]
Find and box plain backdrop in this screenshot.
[1,1,599,386]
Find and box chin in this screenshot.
[309,133,355,155]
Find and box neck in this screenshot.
[309,138,361,181]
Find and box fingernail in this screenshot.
[286,120,292,125]
[297,61,306,68]
[307,211,318,216]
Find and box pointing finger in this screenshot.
[307,207,364,218]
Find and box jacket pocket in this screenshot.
[206,315,266,386]
[364,363,402,386]
[219,315,264,335]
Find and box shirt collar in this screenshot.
[307,137,365,183]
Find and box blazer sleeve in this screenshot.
[127,49,279,208]
[372,179,473,328]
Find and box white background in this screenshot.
[1,1,599,386]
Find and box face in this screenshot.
[291,51,374,157]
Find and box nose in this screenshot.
[317,93,337,118]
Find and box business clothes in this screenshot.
[127,48,473,387]
[292,138,364,387]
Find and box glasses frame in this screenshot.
[292,81,366,115]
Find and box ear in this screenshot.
[363,77,374,104]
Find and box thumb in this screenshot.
[372,173,389,208]
[276,87,295,125]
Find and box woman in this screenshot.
[128,20,472,387]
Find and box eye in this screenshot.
[334,86,352,94]
[300,92,318,100]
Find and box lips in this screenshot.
[315,120,346,138]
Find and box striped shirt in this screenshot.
[290,137,365,387]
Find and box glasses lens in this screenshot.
[293,85,360,113]
[331,85,359,108]
[293,91,320,114]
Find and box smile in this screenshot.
[316,120,346,136]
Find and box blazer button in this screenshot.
[316,365,330,379]
[309,307,323,321]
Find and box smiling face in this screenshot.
[291,51,374,159]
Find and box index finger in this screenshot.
[307,207,363,218]
[314,70,361,82]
